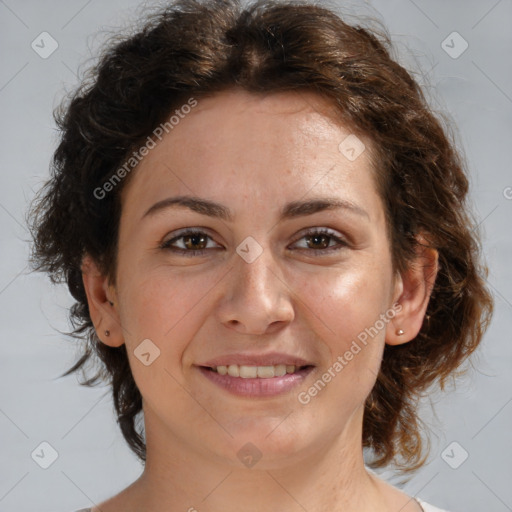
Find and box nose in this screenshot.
[216,246,295,335]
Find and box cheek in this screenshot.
[294,263,391,399]
[117,266,222,361]
[120,268,191,330]
[116,270,209,410]
[299,262,391,345]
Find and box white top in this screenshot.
[416,497,450,511]
[362,466,450,511]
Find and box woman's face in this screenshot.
[109,89,403,467]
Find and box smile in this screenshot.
[198,364,315,397]
[208,364,309,378]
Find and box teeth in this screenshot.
[227,364,239,377]
[213,364,299,378]
[239,365,258,378]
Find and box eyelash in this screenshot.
[159,228,348,257]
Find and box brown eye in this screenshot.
[305,233,331,250]
[160,229,220,256]
[291,228,348,255]
[181,233,208,250]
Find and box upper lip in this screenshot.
[199,352,314,368]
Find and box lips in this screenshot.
[198,364,315,397]
[196,352,315,396]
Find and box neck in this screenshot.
[124,404,388,512]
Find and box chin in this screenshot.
[209,420,317,469]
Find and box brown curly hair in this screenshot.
[27,0,493,473]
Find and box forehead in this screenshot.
[120,89,382,223]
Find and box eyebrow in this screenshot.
[142,195,370,222]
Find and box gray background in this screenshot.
[0,1,511,511]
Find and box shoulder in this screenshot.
[416,497,452,512]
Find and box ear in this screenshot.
[386,233,439,346]
[81,254,124,347]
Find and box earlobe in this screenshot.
[81,255,124,347]
[386,234,439,346]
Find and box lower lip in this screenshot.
[198,366,315,397]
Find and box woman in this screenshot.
[28,0,493,511]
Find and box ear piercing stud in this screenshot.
[396,329,404,336]
[105,330,111,337]
[108,301,114,306]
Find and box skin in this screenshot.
[82,88,438,512]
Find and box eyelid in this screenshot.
[160,226,349,256]
[291,226,346,243]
